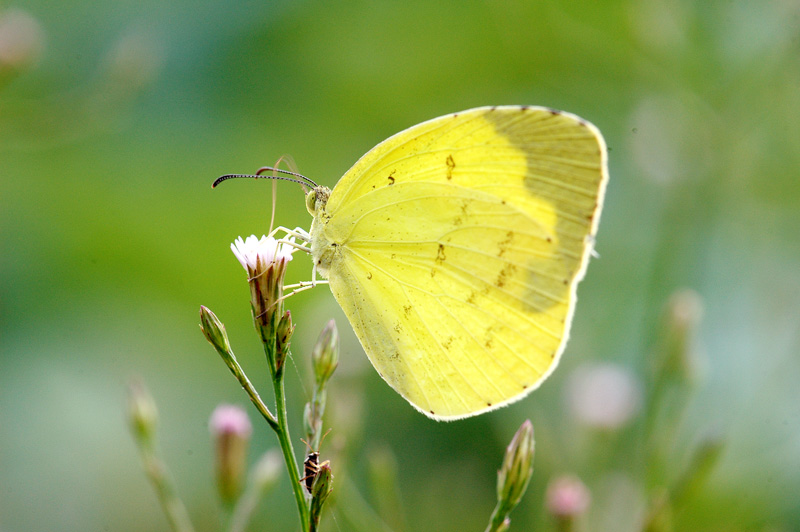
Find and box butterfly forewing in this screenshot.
[317,106,607,419]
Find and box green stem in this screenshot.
[335,476,396,532]
[212,342,279,430]
[228,477,264,532]
[270,355,310,531]
[231,355,279,431]
[484,502,509,532]
[138,440,196,532]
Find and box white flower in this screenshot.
[231,235,296,273]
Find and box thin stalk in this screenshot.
[273,371,309,530]
[138,440,196,532]
[335,477,396,532]
[224,351,279,431]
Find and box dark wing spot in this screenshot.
[520,105,530,111]
[367,272,373,280]
[498,231,514,257]
[496,263,518,288]
[388,176,395,185]
[484,325,495,349]
[445,154,456,180]
[487,402,492,407]
[436,244,446,264]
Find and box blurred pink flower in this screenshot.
[566,363,642,429]
[209,404,252,438]
[546,474,591,517]
[0,8,45,70]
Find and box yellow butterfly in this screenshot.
[225,106,608,420]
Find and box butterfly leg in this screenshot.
[270,225,311,243]
[251,280,330,322]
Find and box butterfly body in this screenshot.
[308,106,608,420]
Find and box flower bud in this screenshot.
[127,378,158,442]
[209,404,252,505]
[497,420,535,511]
[546,474,590,519]
[659,289,703,382]
[309,461,333,530]
[199,305,232,355]
[312,320,339,387]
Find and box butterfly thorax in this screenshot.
[307,185,336,279]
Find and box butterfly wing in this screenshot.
[318,106,608,420]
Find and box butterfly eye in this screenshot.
[305,189,317,215]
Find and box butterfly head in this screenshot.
[305,185,331,216]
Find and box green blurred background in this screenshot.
[2,1,799,530]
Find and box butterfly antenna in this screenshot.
[256,165,318,187]
[212,171,319,189]
[213,160,317,190]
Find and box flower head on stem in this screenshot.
[231,234,297,371]
[546,474,590,531]
[231,234,311,529]
[209,404,252,506]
